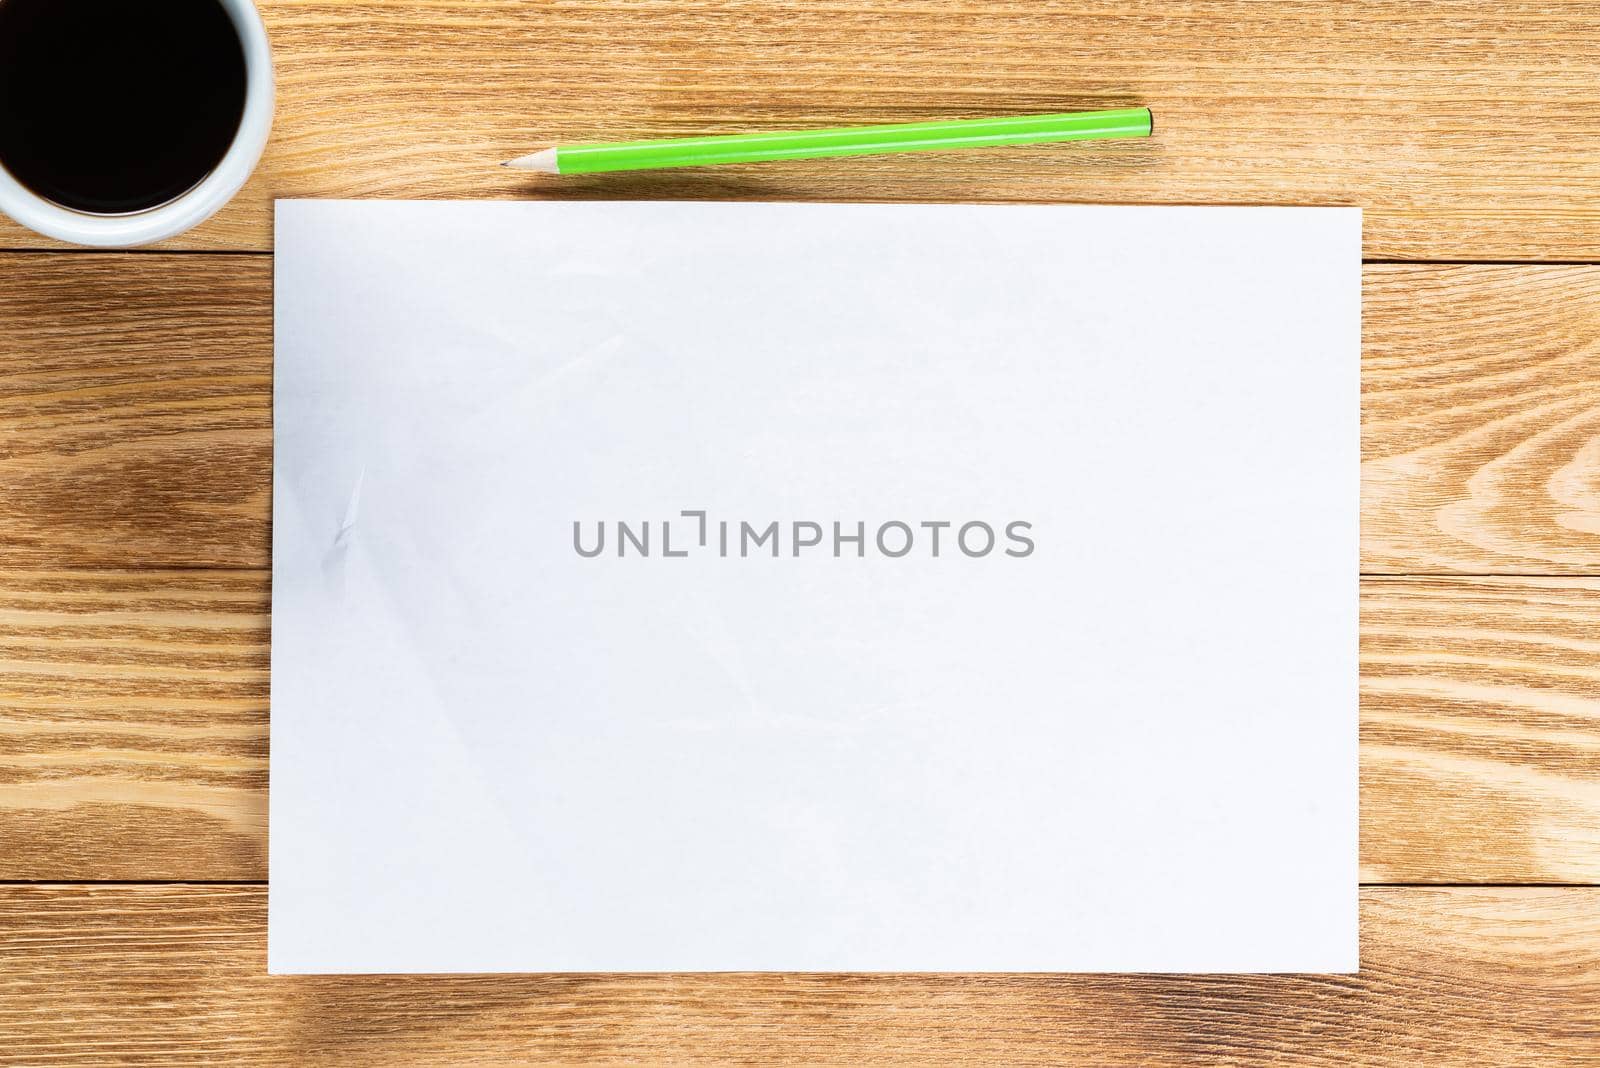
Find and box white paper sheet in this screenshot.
[270,201,1359,974]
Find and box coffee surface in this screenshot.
[0,0,247,214]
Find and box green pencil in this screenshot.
[504,107,1152,174]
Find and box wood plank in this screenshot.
[0,571,267,881]
[1362,265,1600,574]
[0,886,1595,1065]
[2,569,1597,882]
[1360,577,1600,883]
[5,257,1600,572]
[0,254,271,569]
[1,1,1600,258]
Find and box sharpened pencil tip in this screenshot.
[503,148,561,174]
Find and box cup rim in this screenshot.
[0,0,274,248]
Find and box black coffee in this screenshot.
[0,0,246,214]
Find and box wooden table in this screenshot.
[2,1,1598,1063]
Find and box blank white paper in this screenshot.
[270,201,1360,974]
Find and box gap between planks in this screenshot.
[6,247,1600,266]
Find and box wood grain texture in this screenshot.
[1363,265,1600,573]
[0,254,271,568]
[1360,577,1600,883]
[0,886,1595,1066]
[1,569,1595,882]
[3,1,1600,258]
[0,571,267,881]
[5,256,1600,573]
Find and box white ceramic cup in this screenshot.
[0,0,273,247]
